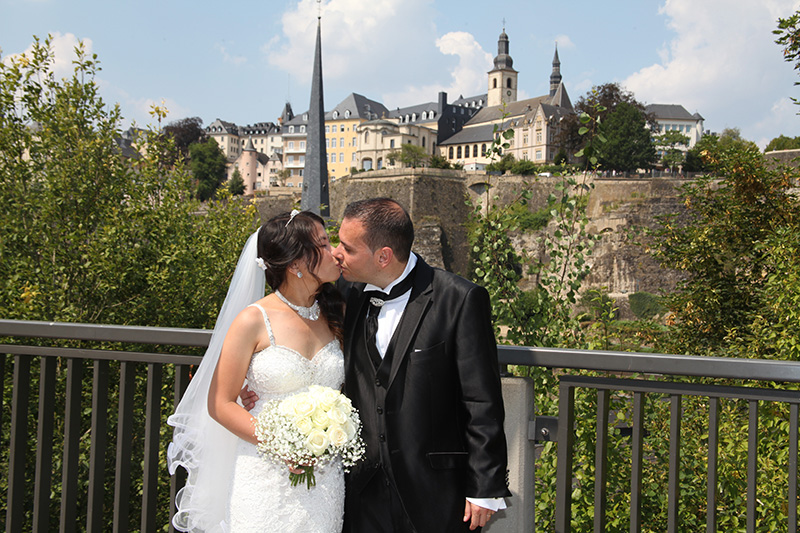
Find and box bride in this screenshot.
[168,210,345,532]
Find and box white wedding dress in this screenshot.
[226,303,345,532]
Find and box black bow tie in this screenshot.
[364,267,416,358]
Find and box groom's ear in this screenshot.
[376,246,394,268]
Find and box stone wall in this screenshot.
[256,169,690,317]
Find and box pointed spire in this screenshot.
[301,8,329,217]
[549,42,562,97]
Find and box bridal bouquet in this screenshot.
[254,385,365,489]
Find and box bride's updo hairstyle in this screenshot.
[256,211,344,343]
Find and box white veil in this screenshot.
[167,228,264,532]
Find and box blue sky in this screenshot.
[2,0,799,148]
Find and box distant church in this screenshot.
[441,29,574,169]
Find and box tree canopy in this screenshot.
[597,101,656,171]
[0,36,256,328]
[163,116,206,161]
[387,143,428,168]
[764,134,800,152]
[190,137,228,201]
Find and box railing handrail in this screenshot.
[0,319,212,346]
[497,344,800,384]
[4,319,800,384]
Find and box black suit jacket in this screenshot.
[341,257,510,533]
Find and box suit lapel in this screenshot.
[386,260,434,390]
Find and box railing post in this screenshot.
[6,355,31,533]
[486,377,535,533]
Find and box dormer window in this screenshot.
[289,126,295,133]
[332,110,339,119]
[344,110,351,118]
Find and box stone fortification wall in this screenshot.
[256,169,689,317]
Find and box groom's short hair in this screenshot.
[343,198,414,262]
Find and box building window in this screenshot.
[481,144,487,156]
[422,137,426,148]
[377,158,383,170]
[300,125,306,133]
[457,146,462,158]
[449,147,454,158]
[340,137,344,147]
[506,78,512,88]
[339,152,344,163]
[332,125,337,133]
[352,137,356,146]
[493,79,497,89]
[300,156,305,163]
[390,139,395,148]
[300,141,305,149]
[325,125,330,133]
[332,110,339,119]
[289,126,295,133]
[331,138,337,148]
[326,139,330,148]
[289,141,294,149]
[472,144,478,157]
[422,112,427,120]
[535,150,542,160]
[364,131,369,143]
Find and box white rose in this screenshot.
[327,424,349,447]
[294,416,313,435]
[318,387,341,410]
[292,395,316,418]
[311,407,331,429]
[278,396,296,417]
[342,419,357,441]
[305,429,330,456]
[328,405,348,425]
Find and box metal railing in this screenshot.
[2,320,800,532]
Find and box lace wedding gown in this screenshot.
[226,303,345,532]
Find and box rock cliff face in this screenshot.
[258,169,690,317]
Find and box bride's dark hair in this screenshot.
[256,211,344,344]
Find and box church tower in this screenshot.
[301,6,329,217]
[549,44,562,97]
[487,28,518,107]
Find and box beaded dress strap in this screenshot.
[248,303,276,346]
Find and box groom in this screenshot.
[333,198,509,532]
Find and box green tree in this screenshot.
[387,143,428,168]
[485,152,515,173]
[228,168,246,195]
[775,10,800,107]
[429,153,454,169]
[648,141,799,355]
[598,101,656,171]
[0,35,257,328]
[163,116,206,161]
[190,137,228,201]
[654,130,690,171]
[764,134,800,151]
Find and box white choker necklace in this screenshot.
[275,290,320,321]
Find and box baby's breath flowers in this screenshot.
[254,385,366,488]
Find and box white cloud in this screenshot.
[382,31,492,107]
[216,43,247,66]
[3,32,93,81]
[265,0,490,108]
[623,0,800,143]
[554,34,575,50]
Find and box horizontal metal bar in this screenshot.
[498,345,800,384]
[559,375,800,403]
[0,344,203,366]
[0,319,212,347]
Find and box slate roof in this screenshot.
[646,104,702,121]
[439,123,496,145]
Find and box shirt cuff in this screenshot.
[466,497,507,511]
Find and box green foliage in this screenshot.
[655,130,690,171]
[775,10,800,107]
[190,137,228,201]
[387,143,428,168]
[228,168,246,196]
[428,153,455,169]
[509,159,538,175]
[628,291,665,320]
[0,36,258,530]
[485,152,515,173]
[597,101,656,171]
[648,135,800,356]
[764,134,800,152]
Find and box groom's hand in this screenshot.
[239,384,259,411]
[463,500,495,530]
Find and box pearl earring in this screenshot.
[297,271,303,279]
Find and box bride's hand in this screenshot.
[288,465,306,475]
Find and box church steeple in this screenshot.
[301,5,329,217]
[549,43,562,97]
[487,26,518,107]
